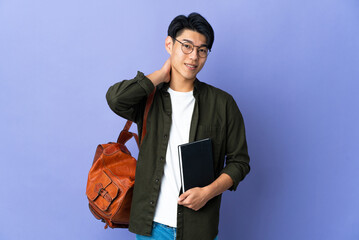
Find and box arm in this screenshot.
[106,58,171,123]
[178,97,250,211]
[106,72,154,124]
[146,58,171,87]
[219,97,250,191]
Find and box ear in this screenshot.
[165,36,173,55]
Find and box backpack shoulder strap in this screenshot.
[117,88,156,148]
[141,88,156,145]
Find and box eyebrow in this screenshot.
[181,38,208,48]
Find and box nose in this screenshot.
[189,48,199,60]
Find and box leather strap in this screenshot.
[117,125,139,148]
[117,88,156,149]
[141,88,156,145]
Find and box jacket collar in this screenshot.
[159,78,201,96]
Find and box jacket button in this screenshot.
[164,134,167,139]
[155,179,159,183]
[150,201,154,205]
[160,157,164,161]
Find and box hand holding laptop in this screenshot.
[178,187,211,211]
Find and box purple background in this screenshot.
[1,0,358,239]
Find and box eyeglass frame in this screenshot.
[172,38,211,58]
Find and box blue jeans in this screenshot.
[136,222,218,240]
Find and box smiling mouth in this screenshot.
[185,63,198,70]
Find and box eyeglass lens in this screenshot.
[181,42,209,58]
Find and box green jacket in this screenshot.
[106,71,250,240]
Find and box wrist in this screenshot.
[146,71,163,87]
[158,68,170,84]
[202,185,215,201]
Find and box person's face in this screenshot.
[166,29,208,82]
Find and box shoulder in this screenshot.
[197,80,236,103]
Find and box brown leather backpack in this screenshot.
[86,90,155,229]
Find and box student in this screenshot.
[106,12,250,240]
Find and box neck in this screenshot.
[169,69,195,92]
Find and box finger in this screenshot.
[178,201,189,206]
[178,195,188,203]
[164,58,171,68]
[178,191,191,201]
[179,202,192,209]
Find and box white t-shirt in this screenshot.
[153,87,195,227]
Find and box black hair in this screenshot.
[167,12,215,50]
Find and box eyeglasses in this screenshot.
[173,38,210,58]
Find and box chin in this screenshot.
[181,71,198,81]
[173,66,198,81]
[183,74,197,81]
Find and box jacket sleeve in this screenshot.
[106,71,155,125]
[219,96,250,191]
